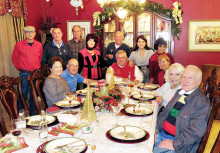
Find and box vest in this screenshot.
[79,48,101,79]
[111,62,135,81]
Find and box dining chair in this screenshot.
[0,76,28,120]
[27,65,50,114]
[0,104,8,137]
[211,131,220,153]
[197,95,220,153]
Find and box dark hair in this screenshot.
[133,35,151,51]
[86,33,98,49]
[154,37,167,50]
[48,56,63,69]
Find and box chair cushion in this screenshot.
[203,120,220,153]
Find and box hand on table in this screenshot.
[158,139,175,150]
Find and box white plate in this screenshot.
[76,90,87,95]
[56,100,81,108]
[138,84,159,90]
[115,81,127,85]
[125,106,153,115]
[132,94,155,100]
[110,126,146,141]
[45,137,87,153]
[89,82,98,87]
[27,115,56,126]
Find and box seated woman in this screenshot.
[128,35,154,83]
[154,63,184,107]
[43,56,70,108]
[158,54,171,86]
[78,33,106,80]
[149,38,174,84]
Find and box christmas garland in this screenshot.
[93,0,183,39]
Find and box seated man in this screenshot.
[61,59,97,92]
[106,50,143,84]
[154,65,210,153]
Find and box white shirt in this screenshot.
[105,64,143,83]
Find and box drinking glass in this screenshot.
[124,87,132,104]
[64,92,76,112]
[10,119,22,148]
[111,104,122,127]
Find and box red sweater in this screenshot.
[12,39,43,71]
[111,62,135,81]
[149,52,174,84]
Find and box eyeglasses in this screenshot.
[69,64,79,68]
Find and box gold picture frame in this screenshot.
[188,20,220,52]
[67,20,91,41]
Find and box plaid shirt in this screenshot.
[67,37,86,60]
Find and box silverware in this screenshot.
[91,145,96,153]
[55,139,84,149]
[123,126,128,139]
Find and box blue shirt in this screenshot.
[61,69,85,92]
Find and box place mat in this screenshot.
[0,137,28,153]
[36,139,88,153]
[106,130,149,144]
[120,108,153,117]
[46,106,60,113]
[48,123,79,136]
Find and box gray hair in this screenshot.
[114,31,124,39]
[164,63,185,82]
[116,50,127,58]
[72,25,82,32]
[185,65,202,81]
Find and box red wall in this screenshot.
[26,0,220,67]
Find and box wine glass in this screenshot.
[65,92,77,112]
[111,103,123,127]
[10,119,22,148]
[19,109,29,134]
[124,87,132,104]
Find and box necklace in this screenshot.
[88,50,95,56]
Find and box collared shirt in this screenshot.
[12,39,43,71]
[52,39,65,48]
[179,89,196,95]
[61,69,85,92]
[67,37,86,59]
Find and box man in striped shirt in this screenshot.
[154,65,210,153]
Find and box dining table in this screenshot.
[0,84,159,153]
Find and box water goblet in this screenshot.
[111,103,122,127]
[10,119,22,148]
[64,92,76,112]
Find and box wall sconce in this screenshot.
[70,0,84,15]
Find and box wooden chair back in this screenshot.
[211,131,220,153]
[197,96,220,153]
[0,105,8,136]
[28,65,50,114]
[0,76,28,120]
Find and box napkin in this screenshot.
[46,106,60,113]
[0,137,28,153]
[57,114,77,125]
[49,123,78,136]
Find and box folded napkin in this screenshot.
[46,106,60,113]
[57,114,77,125]
[0,137,28,153]
[49,123,78,136]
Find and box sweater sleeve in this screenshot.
[12,43,20,70]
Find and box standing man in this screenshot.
[61,59,97,92]
[12,26,43,115]
[67,25,86,60]
[41,28,72,69]
[105,31,131,67]
[154,65,210,153]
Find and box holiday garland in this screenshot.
[93,0,183,39]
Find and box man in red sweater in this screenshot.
[12,26,43,115]
[106,50,143,84]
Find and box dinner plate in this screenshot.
[56,100,81,108]
[132,93,155,101]
[138,84,159,91]
[115,81,127,85]
[109,126,146,141]
[76,90,87,95]
[89,82,98,87]
[27,115,57,129]
[44,137,87,153]
[125,106,153,116]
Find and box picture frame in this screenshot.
[188,20,220,52]
[67,20,91,41]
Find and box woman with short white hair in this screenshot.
[154,63,185,107]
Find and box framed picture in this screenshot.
[188,20,220,52]
[67,20,91,40]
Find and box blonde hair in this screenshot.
[116,50,127,58]
[164,63,185,82]
[157,54,170,63]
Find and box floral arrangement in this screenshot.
[93,0,183,39]
[93,87,124,112]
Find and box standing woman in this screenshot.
[78,34,105,80]
[129,35,154,83]
[43,56,70,108]
[149,38,174,84]
[157,54,171,86]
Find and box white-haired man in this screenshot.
[105,31,131,67]
[154,65,210,153]
[106,50,143,84]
